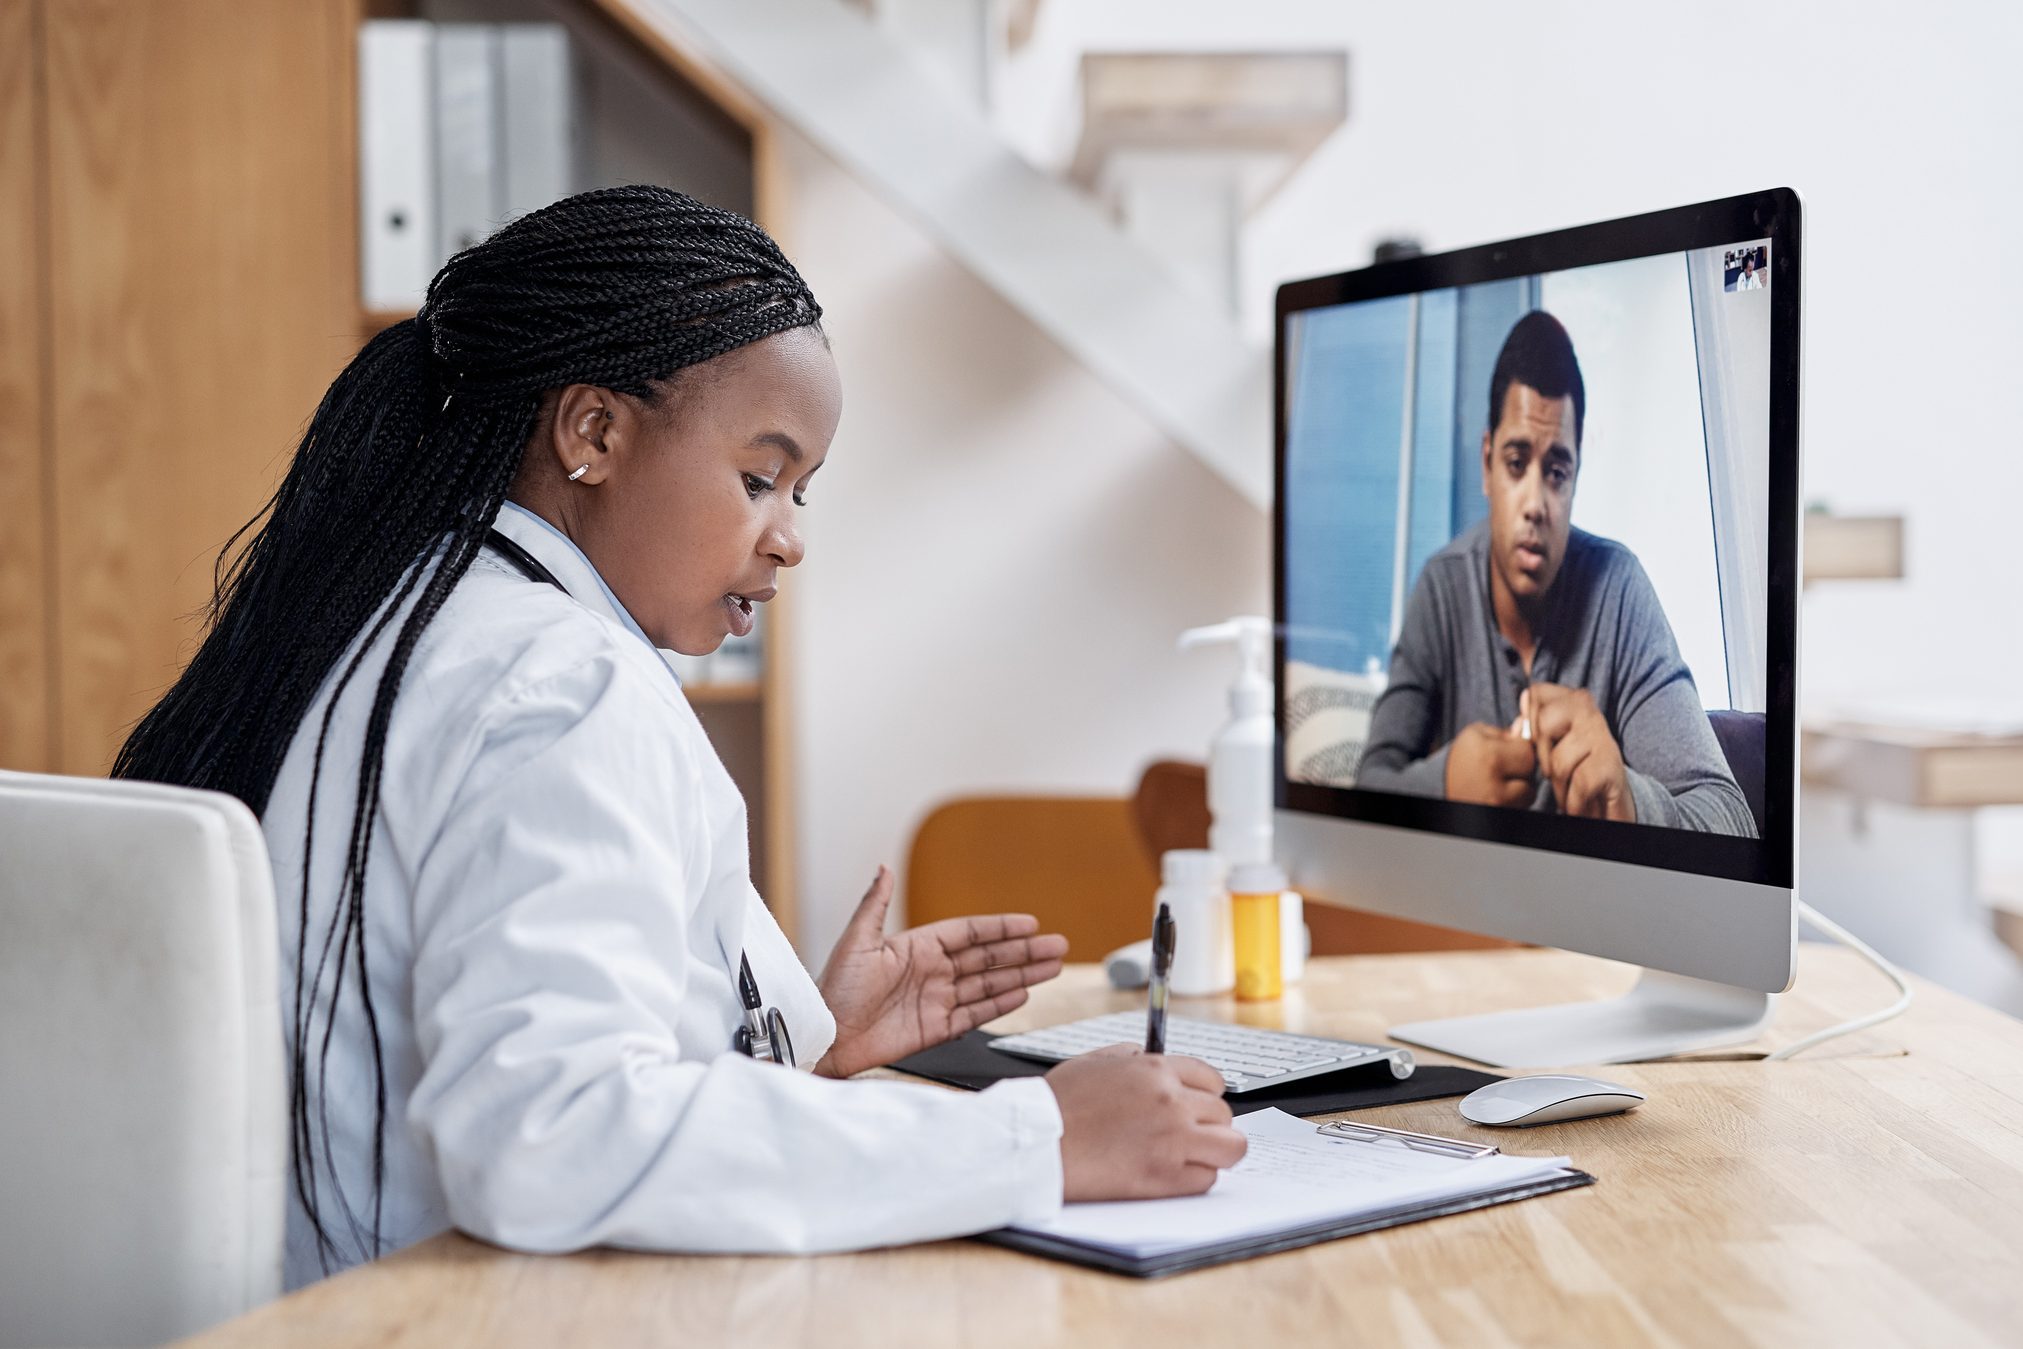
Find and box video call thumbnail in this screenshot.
[1283,242,1773,839]
[1723,244,1770,292]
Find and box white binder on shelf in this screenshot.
[433,24,501,261]
[499,25,575,224]
[359,21,436,311]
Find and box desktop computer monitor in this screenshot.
[1273,189,1801,1067]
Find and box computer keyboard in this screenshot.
[990,1013,1415,1094]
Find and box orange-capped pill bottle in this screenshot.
[1229,862,1285,1002]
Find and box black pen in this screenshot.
[1145,902,1176,1054]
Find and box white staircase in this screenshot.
[597,0,1327,510]
[1070,51,1348,319]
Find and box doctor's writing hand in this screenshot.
[1048,1047,1247,1200]
[813,866,1069,1079]
[1444,722,1537,808]
[1525,684,1636,822]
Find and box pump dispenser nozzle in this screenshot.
[1179,617,1273,719]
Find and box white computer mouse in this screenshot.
[1458,1074,1646,1127]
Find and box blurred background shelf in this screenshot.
[682,680,761,705]
[1802,719,2023,810]
[361,306,417,337]
[1802,512,1904,584]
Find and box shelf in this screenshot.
[1802,720,2023,809]
[683,680,761,705]
[1803,514,1904,583]
[1069,51,1348,195]
[361,306,418,337]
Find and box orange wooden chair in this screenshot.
[902,796,1160,962]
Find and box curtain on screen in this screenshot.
[1685,250,1772,713]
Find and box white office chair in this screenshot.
[0,769,285,1348]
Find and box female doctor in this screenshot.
[116,186,1244,1287]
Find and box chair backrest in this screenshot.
[1130,760,1214,864]
[0,770,285,1348]
[1706,710,1768,838]
[904,796,1161,962]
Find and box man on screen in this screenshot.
[1355,311,1757,837]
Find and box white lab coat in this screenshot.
[261,503,1063,1290]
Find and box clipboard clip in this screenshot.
[1315,1119,1500,1159]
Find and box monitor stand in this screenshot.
[1388,968,1775,1068]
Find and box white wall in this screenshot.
[775,131,1268,957]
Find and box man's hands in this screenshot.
[813,866,1068,1079]
[1525,683,1636,822]
[1443,685,1636,822]
[1047,1047,1248,1201]
[1444,721,1537,807]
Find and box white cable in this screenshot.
[1764,900,1915,1061]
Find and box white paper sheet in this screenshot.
[1011,1108,1573,1259]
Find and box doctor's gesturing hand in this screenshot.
[810,868,1247,1199]
[813,865,1070,1079]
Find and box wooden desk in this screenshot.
[178,948,2023,1348]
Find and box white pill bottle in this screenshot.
[1156,849,1234,996]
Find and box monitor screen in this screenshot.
[1275,192,1798,889]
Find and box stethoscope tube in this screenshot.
[485,528,563,591]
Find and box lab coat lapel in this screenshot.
[488,503,835,1068]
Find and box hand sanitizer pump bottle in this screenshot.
[1179,617,1275,868]
[1180,616,1305,984]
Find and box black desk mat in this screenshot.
[890,1029,1500,1117]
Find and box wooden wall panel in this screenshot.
[44,0,358,774]
[0,0,53,771]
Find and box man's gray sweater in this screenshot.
[1356,520,1757,837]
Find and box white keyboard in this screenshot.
[991,1013,1415,1094]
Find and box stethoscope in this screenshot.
[484,527,794,1067]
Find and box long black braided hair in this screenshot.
[114,185,822,1271]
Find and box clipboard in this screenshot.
[980,1168,1595,1278]
[977,1112,1596,1278]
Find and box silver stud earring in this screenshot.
[567,464,590,482]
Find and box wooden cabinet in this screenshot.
[0,0,55,771]
[1,0,359,775]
